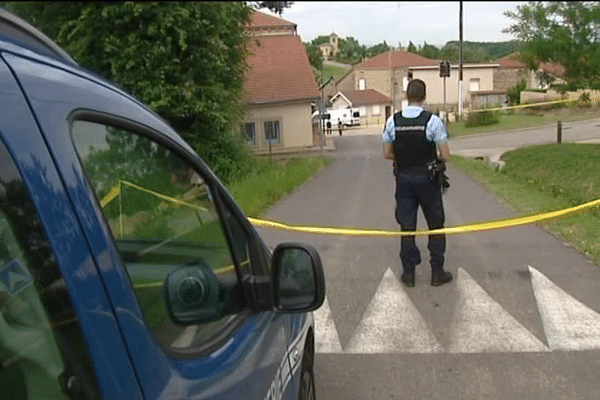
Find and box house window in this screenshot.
[264,120,281,144]
[359,106,366,118]
[242,122,256,145]
[372,105,380,115]
[469,78,480,92]
[359,78,366,90]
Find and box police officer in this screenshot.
[382,79,452,287]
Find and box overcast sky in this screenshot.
[271,1,525,47]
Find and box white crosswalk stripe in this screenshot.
[314,296,343,354]
[316,266,600,354]
[345,268,443,354]
[529,265,600,351]
[446,268,549,353]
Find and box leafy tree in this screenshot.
[304,42,323,70]
[503,1,600,87]
[310,35,331,46]
[366,41,390,58]
[419,42,440,59]
[407,41,417,53]
[1,2,293,184]
[334,36,365,64]
[249,1,293,15]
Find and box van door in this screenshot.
[0,55,141,399]
[6,53,296,399]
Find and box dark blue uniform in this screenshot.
[392,110,446,277]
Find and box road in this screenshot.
[256,119,600,399]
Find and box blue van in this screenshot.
[0,8,324,400]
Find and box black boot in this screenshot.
[401,272,415,287]
[431,271,453,287]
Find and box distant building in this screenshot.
[330,89,392,127]
[318,33,340,60]
[336,50,438,120]
[493,52,565,91]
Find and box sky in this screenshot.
[269,1,526,47]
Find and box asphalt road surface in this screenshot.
[256,120,600,399]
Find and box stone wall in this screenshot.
[521,89,600,104]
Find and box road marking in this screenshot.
[314,296,343,353]
[345,268,443,354]
[316,266,600,354]
[529,265,600,351]
[446,268,549,353]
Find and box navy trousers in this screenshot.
[394,170,446,274]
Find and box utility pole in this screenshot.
[458,1,464,120]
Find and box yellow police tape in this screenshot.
[100,179,600,237]
[249,197,600,237]
[467,97,577,114]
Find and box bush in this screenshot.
[464,109,500,127]
[578,91,592,107]
[507,78,527,105]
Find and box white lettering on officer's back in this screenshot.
[396,126,425,131]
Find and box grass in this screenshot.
[447,106,600,138]
[228,156,332,217]
[450,143,600,265]
[320,64,351,81]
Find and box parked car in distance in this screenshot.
[0,8,324,400]
[312,108,360,128]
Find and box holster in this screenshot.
[426,159,450,192]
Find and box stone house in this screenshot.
[243,11,320,156]
[334,50,439,120]
[493,52,566,91]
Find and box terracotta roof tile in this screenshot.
[244,34,319,104]
[357,50,438,69]
[494,52,525,69]
[336,89,391,106]
[248,10,296,29]
[493,52,565,77]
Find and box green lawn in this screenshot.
[228,156,332,218]
[320,64,351,81]
[447,106,600,137]
[450,143,600,265]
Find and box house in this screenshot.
[243,10,320,156]
[408,63,501,111]
[335,50,439,120]
[330,89,392,126]
[493,52,566,92]
[335,49,514,119]
[318,33,340,60]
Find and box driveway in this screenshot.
[255,120,600,399]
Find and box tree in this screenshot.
[249,1,293,15]
[1,2,288,183]
[310,35,331,46]
[418,42,440,59]
[407,41,417,53]
[335,36,364,64]
[366,41,390,58]
[304,42,323,82]
[504,1,600,87]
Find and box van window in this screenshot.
[71,121,249,351]
[0,140,100,399]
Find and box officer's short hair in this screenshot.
[406,79,426,103]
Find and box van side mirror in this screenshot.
[165,261,222,325]
[271,243,325,312]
